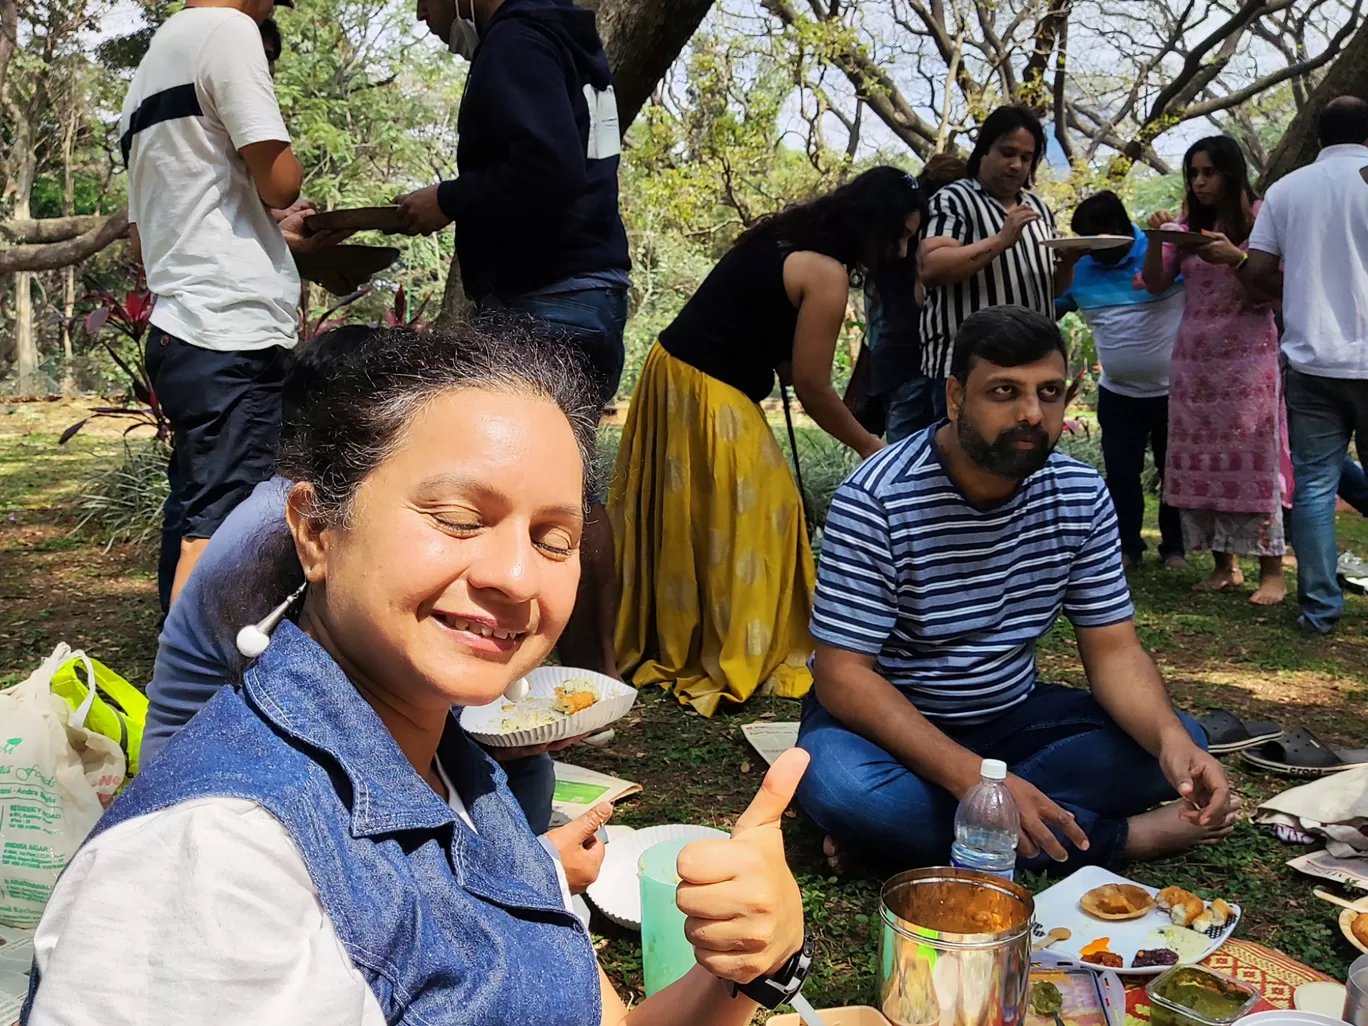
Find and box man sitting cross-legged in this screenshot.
[796,306,1237,875]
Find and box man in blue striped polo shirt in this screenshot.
[796,307,1236,875]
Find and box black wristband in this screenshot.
[729,930,816,1009]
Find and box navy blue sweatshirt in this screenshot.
[437,0,631,299]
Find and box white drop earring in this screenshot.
[235,581,308,658]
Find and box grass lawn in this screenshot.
[3,398,1368,1013]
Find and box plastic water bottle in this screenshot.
[950,759,1021,881]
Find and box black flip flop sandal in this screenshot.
[1241,728,1368,778]
[1197,709,1283,755]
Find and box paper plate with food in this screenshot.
[1039,235,1134,252]
[1032,866,1241,976]
[1141,226,1219,249]
[460,666,636,748]
[1339,894,1368,954]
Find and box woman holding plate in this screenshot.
[25,320,812,1026]
[1141,136,1287,605]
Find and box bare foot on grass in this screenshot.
[1163,555,1189,570]
[1251,557,1286,606]
[822,835,851,875]
[1192,567,1244,593]
[1123,800,1239,861]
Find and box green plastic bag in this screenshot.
[49,652,148,785]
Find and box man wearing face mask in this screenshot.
[794,307,1236,877]
[397,0,630,681]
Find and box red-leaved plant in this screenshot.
[61,277,170,444]
[299,285,372,341]
[384,285,431,331]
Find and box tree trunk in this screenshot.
[437,0,717,321]
[61,110,77,396]
[0,0,16,103]
[9,95,39,395]
[1261,19,1368,189]
[578,0,717,128]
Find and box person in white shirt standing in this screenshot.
[121,0,341,610]
[1226,97,1368,634]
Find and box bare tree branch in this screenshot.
[764,0,939,156]
[0,215,109,245]
[0,211,129,274]
[1181,3,1361,118]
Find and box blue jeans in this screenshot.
[479,285,629,409]
[885,375,942,443]
[796,683,1205,875]
[1341,456,1368,516]
[502,753,556,835]
[1285,368,1368,633]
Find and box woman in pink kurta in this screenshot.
[1141,136,1286,605]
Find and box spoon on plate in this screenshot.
[1033,927,1072,952]
[1314,888,1365,912]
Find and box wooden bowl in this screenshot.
[304,206,408,234]
[294,244,400,296]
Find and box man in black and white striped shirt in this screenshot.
[919,106,1078,396]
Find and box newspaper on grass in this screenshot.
[1287,849,1368,890]
[0,924,34,1026]
[551,761,640,822]
[741,721,800,766]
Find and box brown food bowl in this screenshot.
[1080,883,1156,921]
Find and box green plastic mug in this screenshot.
[639,838,698,996]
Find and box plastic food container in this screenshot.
[1145,965,1261,1026]
[768,1008,893,1026]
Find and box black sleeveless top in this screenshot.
[659,234,849,403]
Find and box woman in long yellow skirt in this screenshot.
[610,168,928,715]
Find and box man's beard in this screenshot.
[957,411,1055,479]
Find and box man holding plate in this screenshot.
[917,105,1082,417]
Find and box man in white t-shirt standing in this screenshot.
[121,0,339,610]
[1241,97,1368,634]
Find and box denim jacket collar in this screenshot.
[244,620,473,839]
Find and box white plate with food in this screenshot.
[460,667,636,748]
[1032,865,1241,976]
[1338,894,1368,954]
[586,823,728,930]
[1039,235,1133,251]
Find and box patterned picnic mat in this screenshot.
[1124,938,1336,1025]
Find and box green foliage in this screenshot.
[269,0,467,326]
[616,32,875,397]
[73,437,171,549]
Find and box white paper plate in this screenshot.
[1338,894,1368,954]
[1039,235,1133,251]
[586,823,727,930]
[461,667,636,747]
[1241,1011,1352,1026]
[1031,865,1240,975]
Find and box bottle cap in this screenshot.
[981,759,1008,781]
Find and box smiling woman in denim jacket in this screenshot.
[24,318,810,1026]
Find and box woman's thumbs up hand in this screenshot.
[674,748,809,984]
